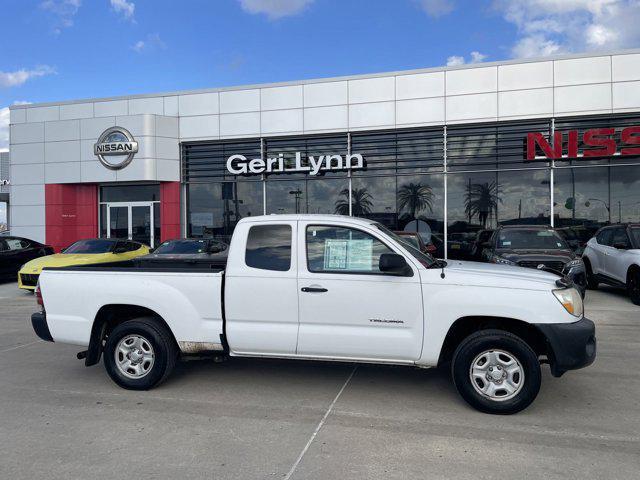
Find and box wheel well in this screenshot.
[85,304,176,366]
[627,264,640,281]
[583,256,593,271]
[437,316,548,367]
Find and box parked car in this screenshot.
[582,224,640,305]
[470,229,494,261]
[135,238,228,268]
[394,231,440,257]
[32,214,596,414]
[18,238,149,291]
[0,237,54,279]
[556,226,599,256]
[447,232,476,260]
[481,226,587,296]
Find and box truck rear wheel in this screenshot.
[451,329,541,414]
[103,317,177,390]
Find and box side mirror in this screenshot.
[379,253,412,276]
[613,242,628,250]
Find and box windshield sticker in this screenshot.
[323,239,373,271]
[324,240,347,269]
[502,241,511,246]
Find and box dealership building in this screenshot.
[7,50,640,255]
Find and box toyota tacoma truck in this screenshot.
[31,215,596,414]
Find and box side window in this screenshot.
[6,239,25,251]
[0,240,7,252]
[306,225,395,274]
[596,229,613,246]
[20,240,31,249]
[245,224,292,271]
[611,228,630,248]
[127,242,140,251]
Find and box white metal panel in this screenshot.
[44,140,81,163]
[44,161,81,183]
[179,115,220,138]
[10,123,44,144]
[114,115,156,137]
[498,88,553,118]
[303,105,348,131]
[156,159,180,181]
[10,143,44,165]
[178,92,220,116]
[446,93,498,122]
[9,107,26,124]
[612,54,640,82]
[261,85,303,110]
[45,119,81,142]
[94,100,128,117]
[219,112,260,137]
[396,97,445,125]
[219,89,260,113]
[115,157,157,182]
[348,77,395,104]
[554,56,611,86]
[303,81,348,107]
[498,61,553,91]
[80,160,117,183]
[155,136,179,160]
[11,205,45,226]
[80,117,116,140]
[261,109,303,134]
[348,102,395,128]
[8,225,45,243]
[554,83,611,114]
[129,97,164,115]
[155,116,179,138]
[395,71,444,100]
[10,163,45,185]
[26,106,59,123]
[9,184,45,206]
[163,96,179,116]
[59,103,94,120]
[612,81,640,110]
[446,66,497,95]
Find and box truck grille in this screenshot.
[518,261,565,272]
[20,274,39,287]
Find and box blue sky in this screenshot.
[1,0,640,152]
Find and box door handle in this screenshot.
[301,287,328,293]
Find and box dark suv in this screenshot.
[481,226,587,296]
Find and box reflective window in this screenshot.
[610,227,631,248]
[596,228,613,246]
[100,185,159,202]
[245,224,291,271]
[630,227,640,248]
[496,229,568,250]
[306,225,394,274]
[65,239,114,254]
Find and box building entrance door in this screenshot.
[106,202,155,248]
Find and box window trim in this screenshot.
[304,223,414,277]
[244,223,293,272]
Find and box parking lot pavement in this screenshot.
[1,280,640,480]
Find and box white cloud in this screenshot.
[238,0,314,19]
[40,0,81,34]
[110,0,135,21]
[0,66,56,88]
[494,0,640,58]
[131,33,166,53]
[418,0,454,18]
[446,51,487,66]
[0,101,32,152]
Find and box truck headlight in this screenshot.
[552,287,583,317]
[491,255,516,266]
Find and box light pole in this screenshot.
[585,198,611,223]
[289,188,302,214]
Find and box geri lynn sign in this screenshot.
[227,152,366,176]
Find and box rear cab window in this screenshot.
[245,224,292,271]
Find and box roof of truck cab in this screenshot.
[237,214,377,225]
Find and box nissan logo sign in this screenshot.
[94,126,138,170]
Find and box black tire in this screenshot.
[584,258,599,290]
[627,268,640,306]
[103,317,177,390]
[451,329,541,415]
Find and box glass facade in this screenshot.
[183,114,640,258]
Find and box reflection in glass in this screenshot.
[266,180,307,214]
[554,167,610,228]
[610,166,640,224]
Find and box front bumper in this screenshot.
[536,317,596,377]
[18,273,39,291]
[31,312,53,342]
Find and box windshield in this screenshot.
[64,239,114,254]
[374,223,437,267]
[630,228,640,248]
[399,235,420,249]
[154,239,211,254]
[496,229,569,250]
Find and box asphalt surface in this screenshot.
[1,279,639,480]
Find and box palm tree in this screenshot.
[397,182,434,220]
[334,187,373,216]
[464,181,501,227]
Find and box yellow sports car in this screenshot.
[18,238,150,291]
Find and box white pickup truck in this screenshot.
[31,215,596,414]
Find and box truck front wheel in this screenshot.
[103,317,177,390]
[451,330,541,414]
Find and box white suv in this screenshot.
[582,224,640,305]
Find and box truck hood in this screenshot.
[436,260,560,291]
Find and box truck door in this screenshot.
[296,222,424,362]
[224,221,299,355]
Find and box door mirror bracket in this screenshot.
[379,253,413,276]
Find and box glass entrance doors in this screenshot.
[106,202,155,248]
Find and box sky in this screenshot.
[1,0,640,153]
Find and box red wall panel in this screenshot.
[45,184,98,252]
[160,182,181,242]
